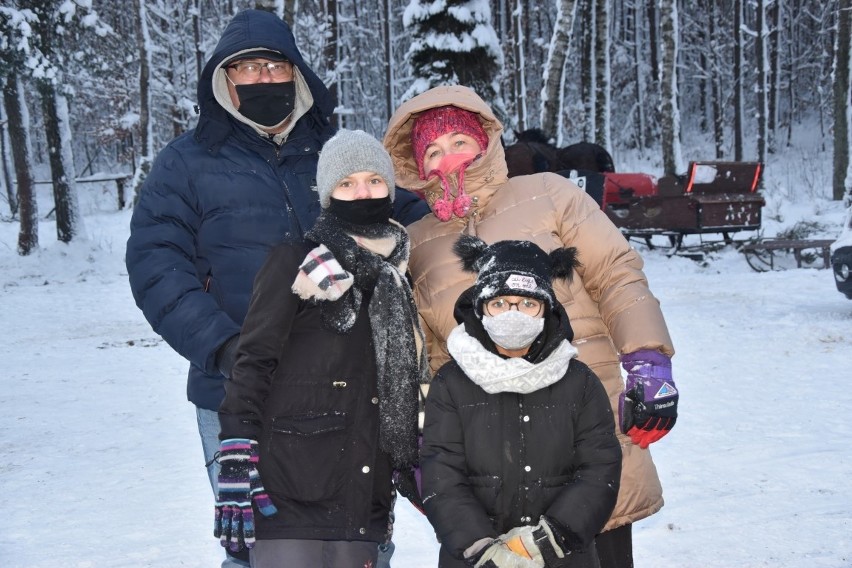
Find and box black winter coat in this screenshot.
[421,293,622,564]
[218,242,393,543]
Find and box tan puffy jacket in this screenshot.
[383,85,675,530]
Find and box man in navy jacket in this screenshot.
[126,9,426,567]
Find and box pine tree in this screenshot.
[402,0,505,118]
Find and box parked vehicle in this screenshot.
[830,206,852,299]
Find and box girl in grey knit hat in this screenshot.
[216,129,428,567]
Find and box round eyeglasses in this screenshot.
[484,296,543,317]
[227,60,292,80]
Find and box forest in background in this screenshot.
[1,0,850,254]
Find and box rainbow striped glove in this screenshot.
[213,439,278,551]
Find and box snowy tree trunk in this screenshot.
[513,0,529,132]
[0,97,17,217]
[383,0,394,119]
[3,76,38,255]
[834,0,850,201]
[594,0,611,150]
[40,86,84,243]
[756,0,769,168]
[733,0,744,161]
[193,0,204,83]
[582,0,596,141]
[133,0,154,206]
[540,0,577,141]
[647,0,659,93]
[324,0,339,128]
[768,0,780,147]
[660,0,682,175]
[632,2,647,150]
[710,0,724,159]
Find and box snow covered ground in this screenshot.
[1,179,850,567]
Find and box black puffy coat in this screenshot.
[218,242,393,543]
[421,291,622,564]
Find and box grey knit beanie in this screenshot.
[316,129,396,208]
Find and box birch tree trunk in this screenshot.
[383,0,394,119]
[768,0,780,147]
[540,0,577,140]
[324,0,339,128]
[733,0,744,161]
[193,0,203,83]
[756,0,769,167]
[133,0,153,205]
[660,0,682,175]
[594,0,611,150]
[833,0,851,201]
[3,76,38,255]
[710,0,724,158]
[632,1,647,150]
[513,0,529,132]
[647,0,659,93]
[0,98,17,217]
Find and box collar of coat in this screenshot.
[446,324,578,394]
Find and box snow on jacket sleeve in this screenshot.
[544,365,622,551]
[420,368,498,558]
[125,146,241,374]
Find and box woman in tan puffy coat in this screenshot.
[383,85,678,568]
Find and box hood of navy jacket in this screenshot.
[194,9,335,152]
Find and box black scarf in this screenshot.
[305,213,428,470]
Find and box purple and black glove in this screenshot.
[618,349,678,449]
[213,439,278,551]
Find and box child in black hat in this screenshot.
[420,235,623,568]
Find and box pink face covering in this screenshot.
[427,152,479,221]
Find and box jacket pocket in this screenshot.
[469,475,502,517]
[267,411,348,502]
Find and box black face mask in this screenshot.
[328,196,393,226]
[235,81,296,127]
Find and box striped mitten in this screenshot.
[213,439,278,551]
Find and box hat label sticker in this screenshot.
[654,382,678,399]
[505,274,537,291]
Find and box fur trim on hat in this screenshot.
[453,235,580,315]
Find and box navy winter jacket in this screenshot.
[125,10,337,410]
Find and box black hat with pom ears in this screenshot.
[453,235,579,317]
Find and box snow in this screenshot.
[1,183,851,567]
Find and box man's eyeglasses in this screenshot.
[227,60,292,80]
[484,297,543,317]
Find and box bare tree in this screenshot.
[756,0,769,167]
[3,75,37,254]
[132,0,154,204]
[834,0,851,201]
[660,0,682,175]
[594,0,611,150]
[540,0,578,141]
[733,0,744,160]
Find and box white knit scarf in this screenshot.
[446,324,578,394]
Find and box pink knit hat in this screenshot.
[411,105,489,179]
